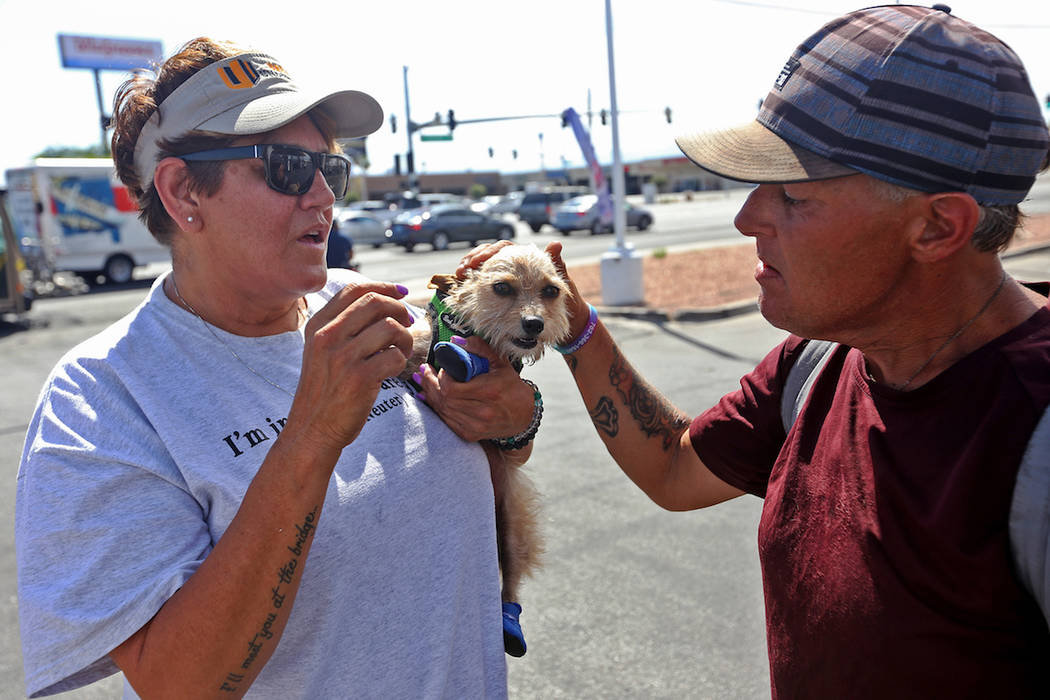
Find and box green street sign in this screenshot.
[420,133,453,142]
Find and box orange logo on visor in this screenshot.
[217,59,261,89]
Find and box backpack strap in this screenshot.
[1009,403,1050,626]
[780,339,838,434]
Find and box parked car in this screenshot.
[470,195,504,215]
[470,192,524,217]
[383,191,465,230]
[337,210,389,248]
[517,187,589,232]
[345,199,390,214]
[387,204,516,252]
[492,191,525,215]
[552,194,654,235]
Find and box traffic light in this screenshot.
[488,147,494,158]
[447,109,456,130]
[512,149,518,159]
[390,115,397,133]
[600,109,607,125]
[664,106,672,124]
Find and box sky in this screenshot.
[1,0,1049,188]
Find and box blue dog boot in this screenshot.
[433,341,489,382]
[502,601,526,657]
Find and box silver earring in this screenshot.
[187,216,194,223]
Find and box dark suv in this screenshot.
[517,187,589,232]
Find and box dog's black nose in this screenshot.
[521,316,544,337]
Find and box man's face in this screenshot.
[733,174,918,342]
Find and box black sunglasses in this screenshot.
[180,144,352,198]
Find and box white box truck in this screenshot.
[5,159,170,285]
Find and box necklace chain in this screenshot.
[889,271,1008,391]
[170,275,305,398]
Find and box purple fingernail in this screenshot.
[418,364,427,374]
[412,372,422,385]
[415,392,426,401]
[451,335,468,346]
[396,284,409,295]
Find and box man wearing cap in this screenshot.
[478,4,1049,696]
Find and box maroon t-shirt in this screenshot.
[691,304,1050,698]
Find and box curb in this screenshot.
[594,299,758,323]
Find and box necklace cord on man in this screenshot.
[891,270,1008,391]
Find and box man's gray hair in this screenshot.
[870,178,1021,253]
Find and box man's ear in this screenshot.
[153,157,201,232]
[910,192,980,263]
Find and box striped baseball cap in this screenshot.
[676,4,1049,205]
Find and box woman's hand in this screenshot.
[413,335,535,444]
[289,281,414,455]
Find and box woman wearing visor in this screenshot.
[15,38,531,698]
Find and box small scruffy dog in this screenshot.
[404,244,572,656]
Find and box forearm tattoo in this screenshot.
[219,506,319,693]
[590,396,619,438]
[604,346,690,451]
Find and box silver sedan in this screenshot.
[552,194,654,235]
[337,211,389,248]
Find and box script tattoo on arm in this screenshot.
[608,346,690,451]
[219,506,319,693]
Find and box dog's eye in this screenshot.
[492,281,514,296]
[541,285,560,299]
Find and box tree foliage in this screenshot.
[35,145,110,158]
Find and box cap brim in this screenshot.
[199,88,384,140]
[675,120,857,184]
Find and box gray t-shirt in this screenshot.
[16,270,508,698]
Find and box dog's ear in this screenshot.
[428,274,458,293]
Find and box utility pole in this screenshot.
[586,89,596,192]
[599,0,644,305]
[538,132,546,178]
[92,69,108,152]
[402,65,416,190]
[587,88,593,132]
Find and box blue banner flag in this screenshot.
[561,108,613,226]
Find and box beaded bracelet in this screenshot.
[490,379,543,451]
[554,303,598,355]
